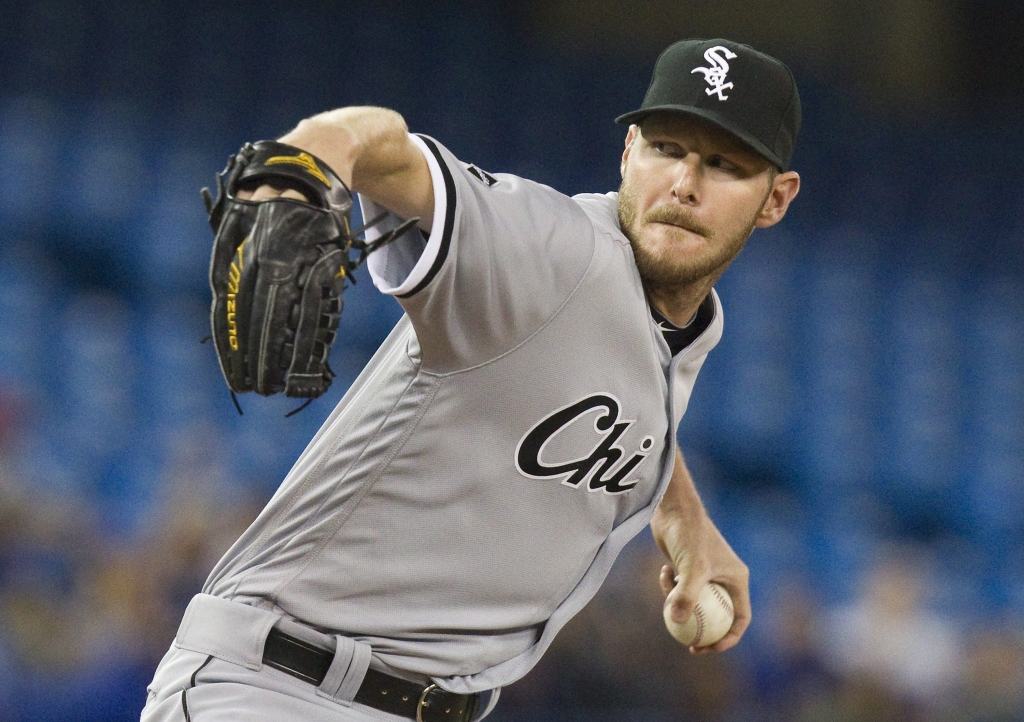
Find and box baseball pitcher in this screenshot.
[142,38,801,722]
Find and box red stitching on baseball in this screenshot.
[710,585,733,616]
[693,607,706,646]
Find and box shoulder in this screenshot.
[571,192,625,242]
[416,135,596,231]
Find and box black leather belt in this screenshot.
[262,627,480,722]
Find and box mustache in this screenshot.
[643,205,713,238]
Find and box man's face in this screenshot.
[617,114,778,294]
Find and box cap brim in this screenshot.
[615,105,785,170]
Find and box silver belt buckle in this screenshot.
[416,683,439,722]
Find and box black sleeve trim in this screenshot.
[397,135,457,299]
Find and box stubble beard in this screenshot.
[617,176,758,295]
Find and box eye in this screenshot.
[652,141,683,158]
[707,155,739,173]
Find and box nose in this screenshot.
[671,154,701,205]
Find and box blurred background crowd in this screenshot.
[1,1,1023,720]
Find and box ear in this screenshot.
[754,171,800,228]
[621,124,640,178]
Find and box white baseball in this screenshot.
[663,582,735,648]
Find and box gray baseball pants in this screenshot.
[141,595,498,722]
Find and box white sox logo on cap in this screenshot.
[691,46,739,101]
[616,38,801,169]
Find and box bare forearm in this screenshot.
[651,449,706,555]
[278,106,433,228]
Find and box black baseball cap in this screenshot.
[616,39,801,170]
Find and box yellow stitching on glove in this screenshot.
[265,153,331,188]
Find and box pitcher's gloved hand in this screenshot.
[203,141,417,411]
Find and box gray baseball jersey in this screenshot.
[201,134,723,694]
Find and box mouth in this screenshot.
[643,207,713,238]
[651,220,706,238]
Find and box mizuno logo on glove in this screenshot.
[226,238,247,351]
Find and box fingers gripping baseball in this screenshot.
[658,519,751,654]
[651,452,751,654]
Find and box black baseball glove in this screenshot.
[202,140,416,413]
